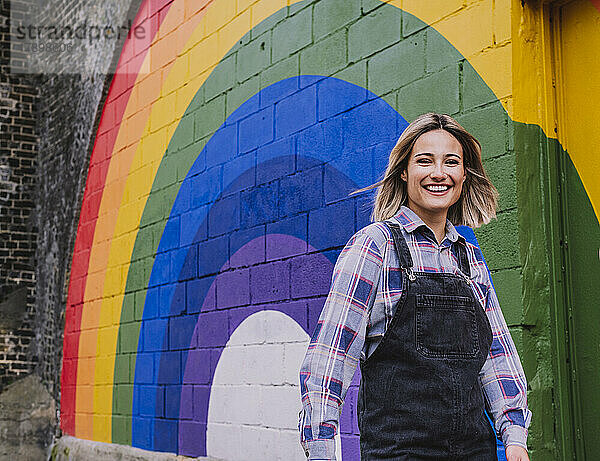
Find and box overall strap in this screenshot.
[386,220,471,278]
[384,221,414,270]
[455,240,471,278]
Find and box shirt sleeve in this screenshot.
[478,272,532,450]
[298,228,384,460]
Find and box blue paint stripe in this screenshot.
[132,76,406,454]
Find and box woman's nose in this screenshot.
[430,163,447,179]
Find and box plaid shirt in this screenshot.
[299,206,531,460]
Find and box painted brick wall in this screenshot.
[59,1,539,460]
[0,0,580,459]
[4,0,589,458]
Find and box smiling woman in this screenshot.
[298,113,531,461]
[372,113,499,234]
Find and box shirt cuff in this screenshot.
[501,424,528,451]
[304,438,336,460]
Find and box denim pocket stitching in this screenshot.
[415,295,479,359]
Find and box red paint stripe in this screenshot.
[59,0,172,435]
[591,0,600,13]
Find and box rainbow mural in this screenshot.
[60,0,600,458]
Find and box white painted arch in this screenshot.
[206,310,342,461]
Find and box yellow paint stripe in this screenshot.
[400,0,598,217]
[398,0,513,116]
[512,0,600,222]
[551,0,600,219]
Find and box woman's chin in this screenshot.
[414,200,454,214]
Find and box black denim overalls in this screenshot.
[357,222,496,460]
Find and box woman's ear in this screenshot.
[400,169,407,182]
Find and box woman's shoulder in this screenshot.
[351,221,394,252]
[462,239,486,265]
[460,239,493,286]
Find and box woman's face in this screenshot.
[401,129,466,221]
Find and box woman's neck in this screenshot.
[406,205,447,244]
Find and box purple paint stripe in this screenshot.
[178,234,338,456]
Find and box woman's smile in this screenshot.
[423,183,452,194]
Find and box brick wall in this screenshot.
[0,0,39,391]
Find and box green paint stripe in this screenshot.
[514,121,600,457]
[111,0,505,443]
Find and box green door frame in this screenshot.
[512,0,582,458]
[547,2,594,457]
[542,106,583,460]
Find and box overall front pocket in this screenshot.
[415,294,479,358]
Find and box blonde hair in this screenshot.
[354,112,498,227]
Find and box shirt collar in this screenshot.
[392,205,464,244]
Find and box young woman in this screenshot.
[299,113,531,461]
